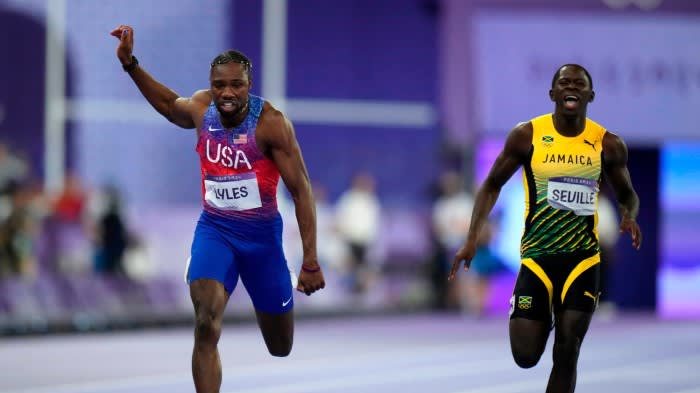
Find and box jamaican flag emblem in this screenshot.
[542,135,554,147]
[518,296,532,309]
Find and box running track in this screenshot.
[1,313,698,393]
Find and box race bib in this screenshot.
[546,176,598,216]
[204,173,262,211]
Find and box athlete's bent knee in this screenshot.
[513,353,540,369]
[268,347,292,357]
[194,310,222,345]
[510,340,544,368]
[267,337,293,357]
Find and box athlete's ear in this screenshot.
[549,89,555,102]
[589,90,595,103]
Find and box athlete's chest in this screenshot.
[531,134,602,176]
[530,134,603,216]
[199,130,263,171]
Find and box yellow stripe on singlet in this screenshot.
[521,258,553,311]
[561,253,601,304]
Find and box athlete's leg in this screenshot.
[545,254,599,392]
[509,317,551,368]
[239,246,295,357]
[237,214,295,357]
[186,215,240,393]
[255,309,294,357]
[190,279,230,393]
[546,309,593,393]
[509,259,553,368]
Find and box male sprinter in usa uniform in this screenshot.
[449,64,641,393]
[111,25,325,393]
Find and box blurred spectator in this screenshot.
[431,170,473,311]
[335,172,382,295]
[277,182,302,288]
[52,172,87,224]
[93,186,129,276]
[48,172,91,274]
[463,219,507,317]
[0,142,28,196]
[277,181,347,306]
[0,143,29,221]
[313,182,345,273]
[121,234,154,282]
[596,189,620,315]
[0,181,43,280]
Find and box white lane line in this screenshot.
[448,354,700,393]
[224,358,514,393]
[8,335,698,393]
[2,340,502,393]
[670,388,700,393]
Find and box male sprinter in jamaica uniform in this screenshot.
[449,64,641,393]
[111,25,325,393]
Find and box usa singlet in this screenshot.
[186,95,295,314]
[197,95,280,220]
[520,114,607,259]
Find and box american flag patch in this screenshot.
[233,133,247,144]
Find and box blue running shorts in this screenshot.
[185,210,294,314]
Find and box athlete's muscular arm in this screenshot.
[110,25,202,129]
[602,132,642,250]
[449,122,533,281]
[257,104,325,296]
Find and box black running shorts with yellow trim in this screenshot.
[509,250,600,321]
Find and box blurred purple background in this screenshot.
[0,0,698,334]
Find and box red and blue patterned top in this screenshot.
[195,95,280,220]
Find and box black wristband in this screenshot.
[122,56,138,72]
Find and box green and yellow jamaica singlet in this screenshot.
[520,114,607,259]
